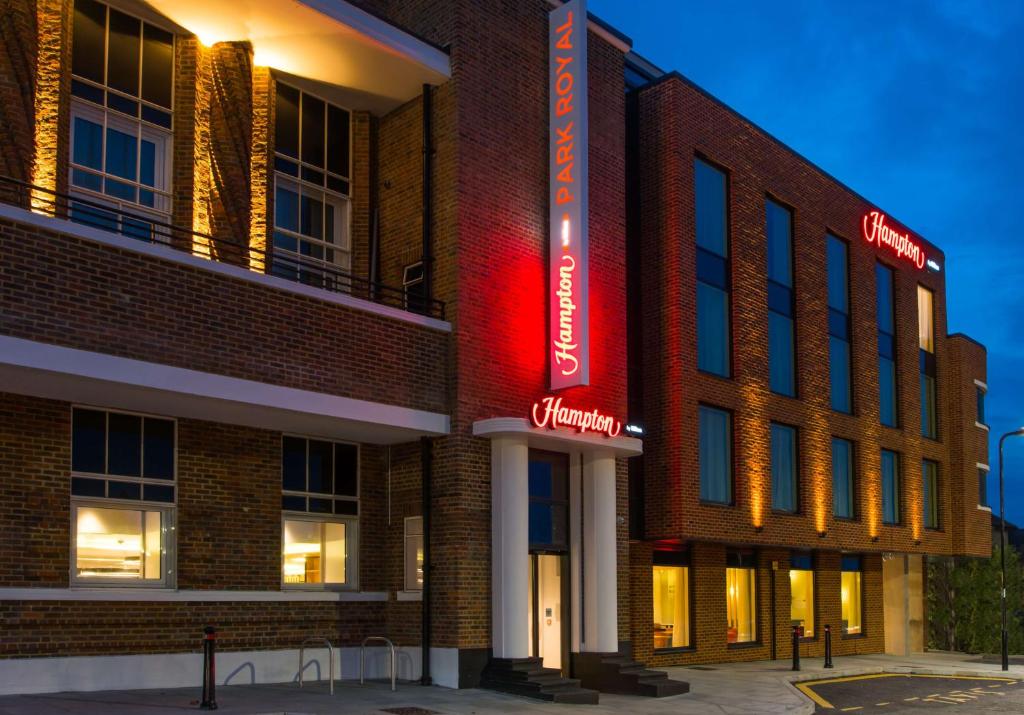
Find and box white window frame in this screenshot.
[69,406,178,589]
[272,82,353,282]
[280,512,359,591]
[404,515,424,592]
[68,1,174,232]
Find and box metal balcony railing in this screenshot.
[0,175,445,320]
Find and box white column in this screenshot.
[490,435,530,659]
[581,450,618,653]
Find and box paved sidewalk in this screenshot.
[0,652,1020,715]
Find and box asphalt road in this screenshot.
[798,673,1024,713]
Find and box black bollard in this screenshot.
[200,625,218,710]
[824,624,834,668]
[791,625,800,671]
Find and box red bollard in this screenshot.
[200,625,218,710]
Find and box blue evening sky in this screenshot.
[589,0,1024,520]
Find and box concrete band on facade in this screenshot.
[0,0,990,700]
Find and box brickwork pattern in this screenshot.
[0,0,36,189]
[208,42,253,247]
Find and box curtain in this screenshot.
[879,357,897,427]
[826,235,848,311]
[769,312,795,395]
[832,439,852,518]
[700,407,731,503]
[882,450,899,523]
[697,283,729,376]
[830,337,851,412]
[695,159,727,256]
[771,424,796,511]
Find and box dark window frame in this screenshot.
[827,232,854,414]
[280,434,360,516]
[698,403,735,506]
[694,154,733,379]
[766,196,797,398]
[923,459,940,530]
[652,548,697,653]
[831,436,857,521]
[770,421,800,514]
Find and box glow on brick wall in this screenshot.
[548,0,589,390]
[862,210,927,270]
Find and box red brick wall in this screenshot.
[636,76,961,558]
[0,217,448,413]
[0,0,36,189]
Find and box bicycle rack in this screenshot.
[299,637,336,695]
[360,636,398,691]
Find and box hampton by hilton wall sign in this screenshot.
[548,0,589,389]
[862,210,927,270]
[531,396,622,438]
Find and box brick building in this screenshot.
[0,0,989,702]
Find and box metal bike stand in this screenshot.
[298,637,336,695]
[359,636,398,692]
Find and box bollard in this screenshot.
[824,624,834,668]
[791,625,800,671]
[200,625,218,710]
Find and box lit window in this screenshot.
[70,407,175,586]
[827,235,852,413]
[695,158,731,377]
[653,551,690,649]
[766,199,795,396]
[841,556,863,635]
[281,436,358,588]
[923,460,939,529]
[881,449,900,525]
[771,423,798,513]
[789,554,814,638]
[699,406,732,504]
[272,82,351,288]
[69,0,173,240]
[832,438,855,519]
[918,285,937,439]
[404,516,424,591]
[726,552,756,644]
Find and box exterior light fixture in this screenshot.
[926,259,941,272]
[754,525,764,533]
[818,530,827,539]
[624,423,644,436]
[871,535,879,543]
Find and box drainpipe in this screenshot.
[421,84,433,302]
[420,436,433,685]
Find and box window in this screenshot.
[70,407,175,586]
[832,438,855,519]
[827,235,852,413]
[699,406,732,504]
[766,199,796,396]
[273,82,352,287]
[726,552,756,644]
[281,436,358,588]
[923,460,939,529]
[790,553,814,638]
[876,263,898,427]
[840,556,863,635]
[695,158,731,377]
[652,550,690,649]
[528,452,569,550]
[918,286,937,439]
[979,467,989,508]
[881,449,900,525]
[771,423,798,513]
[404,516,424,591]
[977,386,986,425]
[70,0,173,239]
[403,262,427,313]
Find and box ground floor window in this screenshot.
[789,553,814,638]
[73,503,170,584]
[405,516,424,590]
[282,516,353,586]
[841,556,863,635]
[653,550,690,649]
[726,552,757,644]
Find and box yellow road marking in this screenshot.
[990,683,1004,687]
[796,672,1018,710]
[795,682,836,709]
[840,708,862,712]
[903,696,918,701]
[874,702,890,706]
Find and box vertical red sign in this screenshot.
[549,0,589,390]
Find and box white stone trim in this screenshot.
[978,463,991,472]
[0,204,451,333]
[978,505,993,512]
[473,417,642,456]
[0,587,387,602]
[0,646,461,695]
[0,335,449,444]
[395,590,423,602]
[977,422,990,431]
[974,379,988,391]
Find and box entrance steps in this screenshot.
[480,657,599,704]
[572,652,690,697]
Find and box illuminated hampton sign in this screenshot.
[862,210,926,270]
[531,396,621,438]
[548,0,589,389]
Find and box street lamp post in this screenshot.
[999,427,1024,671]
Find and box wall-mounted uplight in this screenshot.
[818,530,827,539]
[624,423,644,436]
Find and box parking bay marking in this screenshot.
[797,673,1018,710]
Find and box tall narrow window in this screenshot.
[979,467,990,507]
[695,158,730,377]
[770,423,798,513]
[652,550,691,649]
[841,556,863,635]
[273,82,352,288]
[918,286,937,439]
[881,449,900,525]
[71,407,175,586]
[790,553,814,638]
[699,405,732,504]
[876,263,898,427]
[766,199,795,396]
[404,516,424,591]
[69,0,174,239]
[923,460,939,529]
[832,437,855,519]
[726,552,757,644]
[977,386,987,426]
[827,235,852,413]
[281,436,359,588]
